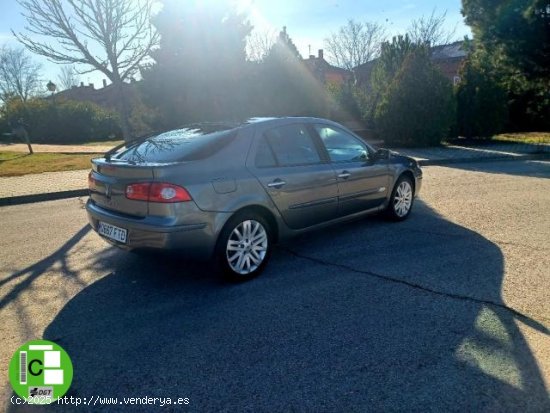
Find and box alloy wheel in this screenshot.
[393,181,413,217]
[226,219,268,275]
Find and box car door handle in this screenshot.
[267,179,286,188]
[338,171,351,179]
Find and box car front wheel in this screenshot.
[216,212,272,281]
[386,176,414,221]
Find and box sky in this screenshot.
[0,0,471,91]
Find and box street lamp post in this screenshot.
[46,80,57,94]
[46,80,57,106]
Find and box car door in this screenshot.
[248,122,339,229]
[312,123,391,217]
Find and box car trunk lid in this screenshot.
[89,158,155,217]
[89,125,241,216]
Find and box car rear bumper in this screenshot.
[86,199,226,259]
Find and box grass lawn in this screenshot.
[492,132,550,144]
[82,140,123,147]
[0,139,123,148]
[0,152,96,177]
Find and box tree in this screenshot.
[325,81,362,122]
[140,0,252,128]
[269,26,302,60]
[0,46,42,154]
[461,1,549,131]
[462,0,550,80]
[372,35,420,88]
[361,35,422,127]
[0,46,42,102]
[456,48,508,138]
[375,48,455,146]
[246,29,276,62]
[324,19,386,70]
[57,65,80,90]
[408,9,457,46]
[13,0,158,141]
[256,26,326,117]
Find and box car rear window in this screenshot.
[115,125,238,163]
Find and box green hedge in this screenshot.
[455,57,507,138]
[375,49,455,147]
[0,98,121,144]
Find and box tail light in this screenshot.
[88,171,97,190]
[126,183,192,203]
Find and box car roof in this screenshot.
[178,117,341,132]
[242,116,342,129]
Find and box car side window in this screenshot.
[261,124,322,167]
[314,124,369,163]
[255,138,277,168]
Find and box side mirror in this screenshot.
[375,148,390,160]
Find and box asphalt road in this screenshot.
[1,160,549,412]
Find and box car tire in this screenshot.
[216,212,273,281]
[385,175,415,221]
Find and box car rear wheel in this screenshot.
[216,212,272,281]
[386,176,414,221]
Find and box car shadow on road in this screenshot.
[8,201,549,412]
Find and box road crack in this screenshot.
[280,247,549,329]
[77,196,87,209]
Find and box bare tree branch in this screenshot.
[324,20,387,70]
[408,9,457,47]
[13,0,159,140]
[57,65,80,90]
[0,46,42,102]
[246,29,276,62]
[14,0,158,82]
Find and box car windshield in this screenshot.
[114,123,239,163]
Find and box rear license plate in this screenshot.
[98,221,127,244]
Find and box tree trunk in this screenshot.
[25,139,34,155]
[114,80,132,143]
[13,125,33,154]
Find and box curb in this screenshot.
[0,189,88,207]
[416,153,549,166]
[0,153,548,207]
[57,152,105,156]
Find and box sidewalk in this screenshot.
[1,142,548,206]
[0,169,90,198]
[393,142,550,165]
[0,143,114,154]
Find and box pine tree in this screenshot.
[375,48,455,146]
[462,0,549,81]
[140,0,252,127]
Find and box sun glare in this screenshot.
[235,0,254,12]
[234,0,274,33]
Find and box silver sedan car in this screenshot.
[87,117,422,280]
